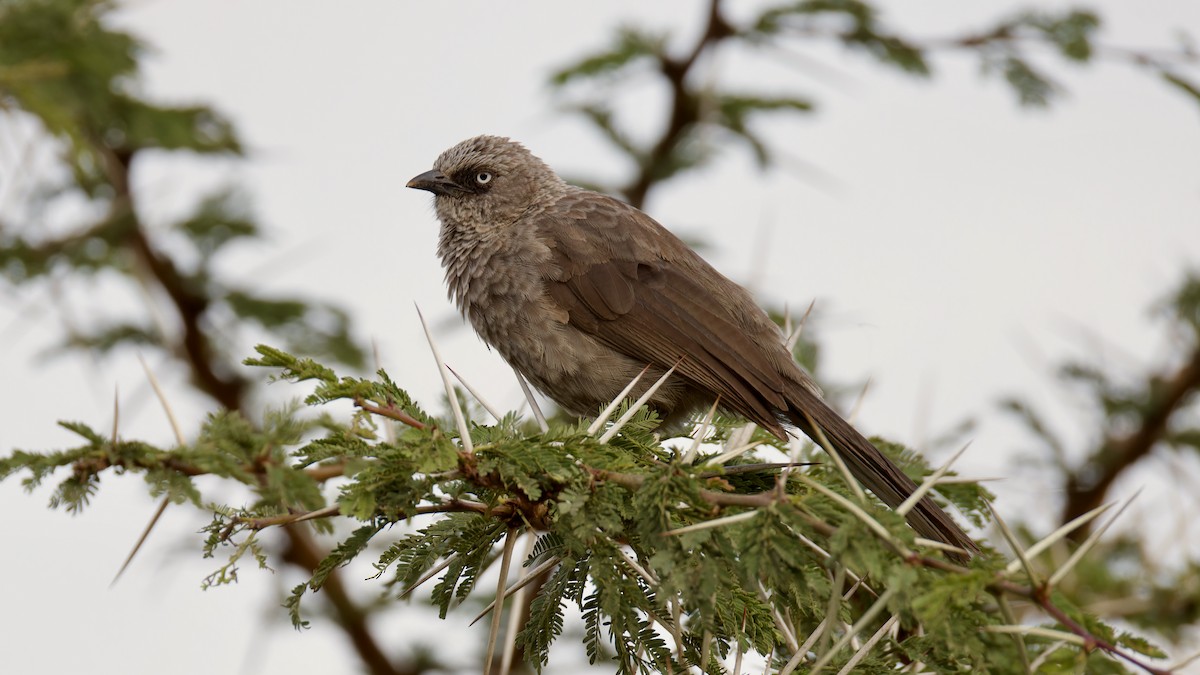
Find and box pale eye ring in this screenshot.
[475,172,492,185]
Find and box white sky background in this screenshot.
[2,1,1199,673]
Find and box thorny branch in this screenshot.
[1061,342,1200,531]
[593,464,1163,673]
[621,0,734,209]
[599,0,1198,210]
[94,147,410,675]
[202,404,1166,675]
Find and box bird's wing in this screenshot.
[541,191,789,433]
[539,192,980,557]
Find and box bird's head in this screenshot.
[407,135,563,230]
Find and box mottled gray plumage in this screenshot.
[408,135,978,557]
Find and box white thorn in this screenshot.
[415,304,472,453]
[896,441,972,517]
[513,369,548,432]
[681,397,720,464]
[1048,491,1139,586]
[1003,500,1116,576]
[598,362,678,444]
[587,365,650,436]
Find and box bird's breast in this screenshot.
[436,220,665,415]
[437,221,556,350]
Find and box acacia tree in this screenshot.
[2,0,1198,673]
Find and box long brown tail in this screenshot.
[784,385,979,561]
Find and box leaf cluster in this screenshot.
[999,272,1200,650]
[0,0,239,189]
[550,0,1199,207]
[0,0,366,384]
[1,343,1175,671]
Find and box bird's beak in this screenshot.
[406,170,463,197]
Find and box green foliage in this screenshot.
[996,54,1058,107]
[1022,9,1100,61]
[283,523,382,627]
[549,26,665,85]
[5,344,1170,671]
[998,270,1200,661]
[753,0,930,75]
[1164,271,1200,334]
[1162,69,1200,107]
[0,0,239,187]
[713,94,813,167]
[0,0,366,389]
[550,3,1200,207]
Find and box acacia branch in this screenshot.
[590,464,1165,673]
[73,451,346,484]
[101,146,249,412]
[65,395,1169,673]
[94,146,402,675]
[282,527,418,675]
[1061,342,1200,528]
[621,0,734,209]
[987,578,1170,675]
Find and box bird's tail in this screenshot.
[784,385,979,561]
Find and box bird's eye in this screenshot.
[475,172,492,185]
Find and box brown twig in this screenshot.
[305,462,347,482]
[239,500,489,532]
[988,578,1171,675]
[75,452,346,484]
[356,397,429,431]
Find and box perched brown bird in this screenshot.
[408,135,978,557]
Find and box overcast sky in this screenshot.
[3,1,1199,673]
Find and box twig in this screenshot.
[240,500,487,532]
[355,398,428,430]
[1062,342,1200,529]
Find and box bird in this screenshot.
[407,134,978,558]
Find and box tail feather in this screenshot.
[784,385,979,561]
